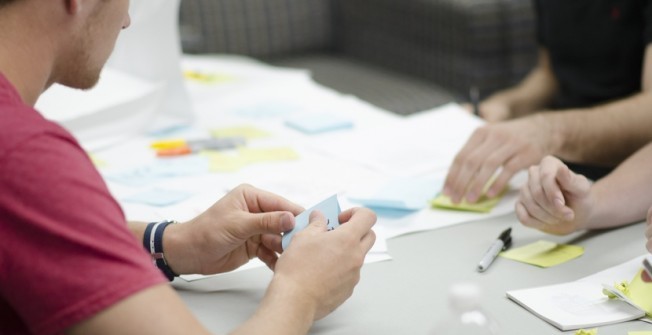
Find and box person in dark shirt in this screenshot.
[443,0,652,204]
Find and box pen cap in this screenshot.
[448,282,482,312]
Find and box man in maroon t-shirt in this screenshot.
[0,1,377,334]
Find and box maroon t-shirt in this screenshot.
[0,74,166,335]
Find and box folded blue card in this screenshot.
[285,113,354,134]
[281,194,341,250]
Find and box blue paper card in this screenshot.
[281,194,341,250]
[349,176,442,211]
[285,113,354,134]
[122,188,194,207]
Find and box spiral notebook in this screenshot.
[506,255,650,331]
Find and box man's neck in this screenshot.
[0,6,57,106]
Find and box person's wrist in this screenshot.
[261,275,318,327]
[162,222,199,275]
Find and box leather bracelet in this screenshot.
[143,220,178,281]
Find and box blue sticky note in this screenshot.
[349,176,442,211]
[122,188,193,207]
[285,113,354,134]
[106,156,210,187]
[282,194,341,250]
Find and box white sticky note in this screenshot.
[282,194,341,250]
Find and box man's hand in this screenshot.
[443,114,557,204]
[165,184,304,275]
[269,207,377,320]
[515,156,594,235]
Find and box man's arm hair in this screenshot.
[548,44,652,166]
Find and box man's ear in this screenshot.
[65,0,81,14]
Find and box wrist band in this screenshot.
[143,220,178,281]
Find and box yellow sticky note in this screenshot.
[629,332,652,335]
[499,240,584,268]
[183,70,234,84]
[431,191,505,213]
[202,152,246,172]
[88,153,108,168]
[210,126,270,139]
[575,329,598,335]
[626,269,652,317]
[239,147,299,163]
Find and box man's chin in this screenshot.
[58,72,101,91]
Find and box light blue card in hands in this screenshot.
[281,194,341,250]
[285,113,354,134]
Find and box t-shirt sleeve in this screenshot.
[0,132,166,335]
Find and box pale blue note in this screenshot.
[236,101,297,118]
[282,194,341,250]
[349,176,443,211]
[285,113,354,134]
[122,188,193,206]
[106,156,210,187]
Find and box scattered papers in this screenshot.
[285,113,354,134]
[306,103,484,177]
[500,240,584,268]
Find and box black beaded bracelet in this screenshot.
[143,220,178,281]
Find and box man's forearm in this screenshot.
[548,91,652,166]
[231,277,316,335]
[587,142,652,229]
[492,48,558,118]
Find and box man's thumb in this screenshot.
[305,210,328,232]
[556,165,590,197]
[245,211,295,236]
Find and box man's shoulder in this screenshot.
[0,100,73,158]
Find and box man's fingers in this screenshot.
[237,184,305,215]
[555,162,591,198]
[261,234,283,254]
[239,211,295,238]
[304,210,328,233]
[257,246,278,271]
[336,207,377,239]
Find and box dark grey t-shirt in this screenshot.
[536,0,652,109]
